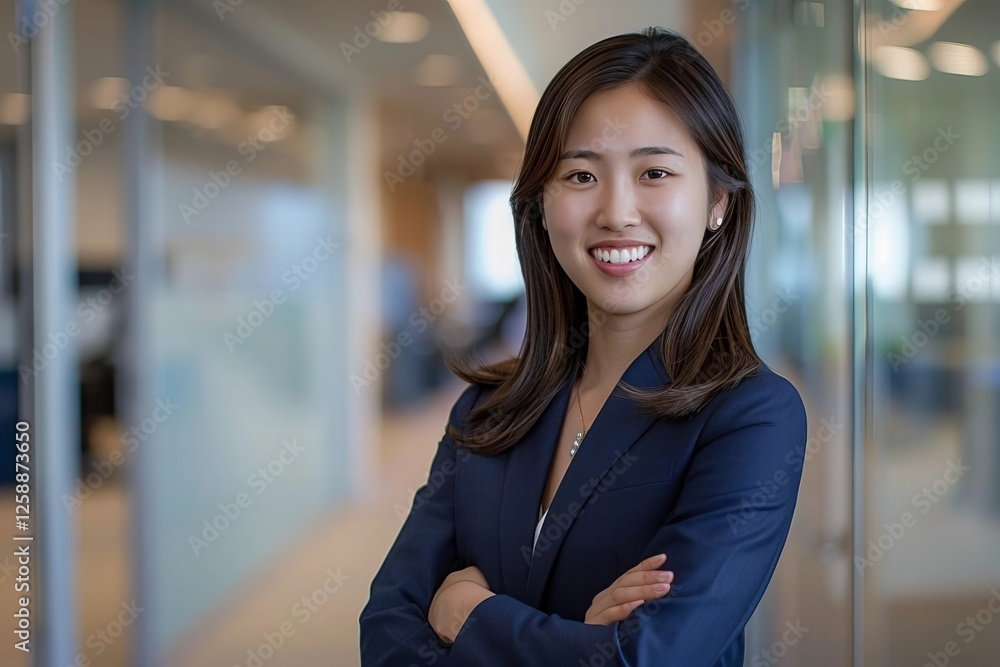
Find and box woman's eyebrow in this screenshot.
[557,145,685,160]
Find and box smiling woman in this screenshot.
[360,26,808,667]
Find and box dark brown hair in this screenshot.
[446,26,761,456]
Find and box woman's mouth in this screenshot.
[588,245,653,277]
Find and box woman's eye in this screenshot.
[645,169,670,179]
[565,172,595,184]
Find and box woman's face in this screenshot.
[542,82,727,323]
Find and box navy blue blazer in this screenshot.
[360,339,808,666]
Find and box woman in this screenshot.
[360,26,807,666]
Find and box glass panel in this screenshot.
[862,0,1000,664]
[130,3,357,662]
[729,1,857,664]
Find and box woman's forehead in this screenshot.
[562,90,696,162]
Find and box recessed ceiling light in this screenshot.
[889,0,943,10]
[874,46,930,80]
[928,41,988,76]
[375,11,429,43]
[190,93,242,129]
[147,86,196,122]
[413,54,464,86]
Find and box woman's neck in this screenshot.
[578,316,663,393]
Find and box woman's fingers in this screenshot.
[625,553,667,574]
[593,567,673,606]
[599,599,645,624]
[585,554,674,625]
[606,579,671,604]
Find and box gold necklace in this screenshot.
[569,383,588,457]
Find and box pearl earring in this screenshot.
[714,216,723,231]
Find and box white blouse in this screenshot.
[533,504,548,553]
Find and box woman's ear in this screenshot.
[708,191,730,230]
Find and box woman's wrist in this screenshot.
[436,581,495,645]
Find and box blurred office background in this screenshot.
[0,0,998,665]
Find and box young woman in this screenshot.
[360,26,807,666]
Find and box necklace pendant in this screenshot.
[570,432,583,457]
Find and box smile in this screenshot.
[588,245,653,277]
[590,245,652,264]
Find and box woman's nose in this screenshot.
[595,179,641,230]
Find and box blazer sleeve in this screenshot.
[359,383,481,667]
[446,372,808,667]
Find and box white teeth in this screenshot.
[591,245,651,265]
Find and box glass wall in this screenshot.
[130,3,372,663]
[861,0,1000,664]
[733,0,1000,664]
[729,1,856,663]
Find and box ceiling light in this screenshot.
[928,41,988,76]
[375,11,429,43]
[188,92,242,129]
[147,86,196,122]
[889,0,944,10]
[445,0,538,142]
[874,46,930,80]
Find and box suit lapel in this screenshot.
[498,339,672,607]
[497,360,579,598]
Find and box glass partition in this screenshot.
[731,1,856,663]
[861,0,1000,664]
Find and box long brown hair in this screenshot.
[446,26,761,456]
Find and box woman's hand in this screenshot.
[584,553,674,625]
[428,566,494,645]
